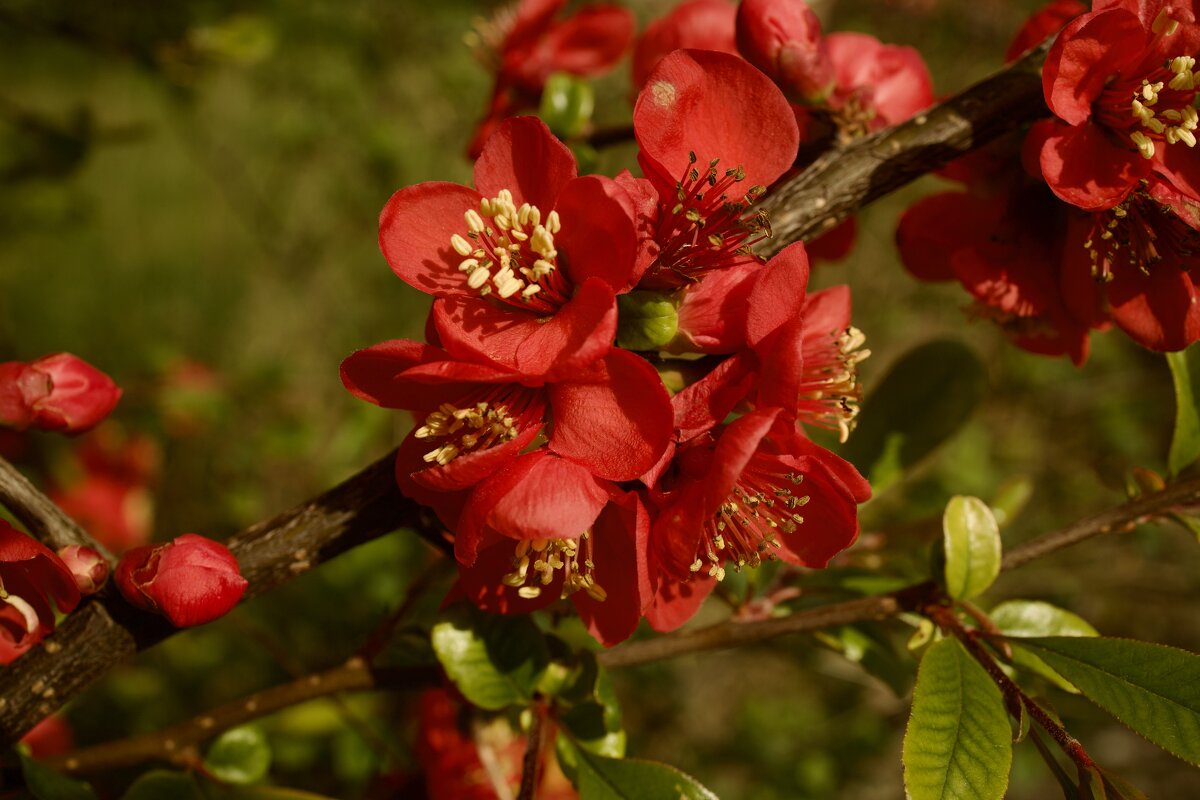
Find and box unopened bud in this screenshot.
[616,290,680,351]
[115,534,247,627]
[57,545,109,595]
[736,0,834,102]
[0,353,121,435]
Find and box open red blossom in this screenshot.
[646,409,868,628]
[0,521,80,665]
[736,0,834,102]
[632,49,799,288]
[824,32,934,138]
[115,534,247,627]
[381,117,641,379]
[1040,1,1200,210]
[341,339,672,511]
[453,450,650,646]
[466,0,633,157]
[0,353,121,435]
[632,0,739,89]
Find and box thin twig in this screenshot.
[42,658,437,775]
[516,702,545,800]
[0,455,110,558]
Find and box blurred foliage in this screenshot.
[2,0,1199,797]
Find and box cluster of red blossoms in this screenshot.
[344,33,881,644]
[900,0,1200,361]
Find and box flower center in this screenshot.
[1099,48,1198,159]
[1082,185,1200,281]
[414,388,540,466]
[642,152,769,289]
[795,326,870,442]
[690,460,810,580]
[451,189,572,313]
[501,533,607,602]
[831,88,879,142]
[463,3,517,70]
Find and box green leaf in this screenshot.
[815,624,916,697]
[1015,637,1200,765]
[842,340,986,491]
[991,601,1098,693]
[19,755,97,800]
[204,726,272,785]
[430,603,550,710]
[1167,350,1200,476]
[903,638,1012,800]
[941,496,1001,600]
[568,742,719,800]
[119,770,205,800]
[538,72,595,138]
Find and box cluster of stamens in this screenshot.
[452,189,569,313]
[415,401,522,466]
[501,533,608,602]
[0,580,39,636]
[462,4,516,69]
[832,89,879,142]
[1128,55,1198,159]
[690,466,810,581]
[795,326,870,443]
[646,152,769,288]
[1083,182,1200,280]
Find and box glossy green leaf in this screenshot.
[1016,637,1200,765]
[569,742,719,800]
[430,603,550,710]
[842,340,986,491]
[941,496,1001,600]
[20,754,97,800]
[119,770,204,800]
[539,72,595,138]
[903,638,1012,800]
[991,601,1098,692]
[205,726,272,785]
[1167,350,1200,476]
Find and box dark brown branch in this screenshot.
[0,454,109,557]
[760,39,1051,254]
[42,659,438,775]
[0,447,447,746]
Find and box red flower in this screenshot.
[1039,1,1200,209]
[453,450,650,646]
[736,0,834,102]
[381,117,641,379]
[632,0,739,89]
[115,534,247,627]
[632,49,799,288]
[340,340,672,506]
[0,353,121,435]
[0,521,80,664]
[645,409,869,629]
[467,0,633,157]
[824,32,934,138]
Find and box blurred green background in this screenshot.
[2,0,1198,797]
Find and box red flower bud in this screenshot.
[115,534,247,627]
[0,353,121,435]
[57,545,109,595]
[736,0,834,102]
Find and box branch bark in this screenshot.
[0,455,109,558]
[760,39,1051,254]
[0,447,447,745]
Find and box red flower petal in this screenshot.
[744,241,810,351]
[827,33,933,127]
[1042,8,1145,125]
[574,491,649,646]
[1006,0,1086,63]
[554,175,639,292]
[547,349,673,481]
[634,49,798,195]
[535,6,634,77]
[672,353,757,443]
[379,182,482,299]
[672,262,758,353]
[1107,261,1200,351]
[433,278,618,380]
[896,192,986,282]
[632,0,738,89]
[473,117,578,213]
[1040,121,1142,209]
[643,571,715,632]
[341,341,517,410]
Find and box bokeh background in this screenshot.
[2,0,1198,796]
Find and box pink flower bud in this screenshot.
[736,0,834,102]
[57,545,109,595]
[115,534,247,627]
[0,353,121,435]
